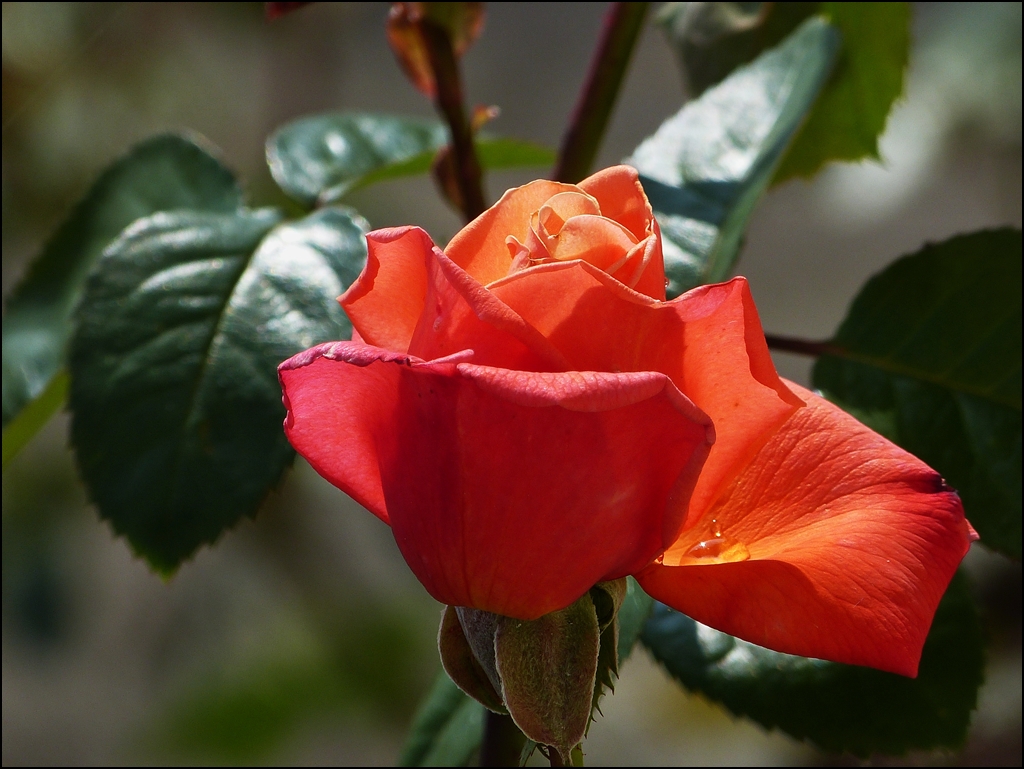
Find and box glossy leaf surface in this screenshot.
[641,571,983,756]
[2,135,241,438]
[629,17,838,296]
[774,2,910,181]
[267,112,553,206]
[815,229,1022,558]
[655,3,910,184]
[656,2,818,97]
[69,206,368,570]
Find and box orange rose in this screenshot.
[280,166,973,676]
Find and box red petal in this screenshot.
[340,226,436,352]
[445,179,578,286]
[489,266,800,533]
[279,342,713,620]
[637,383,974,677]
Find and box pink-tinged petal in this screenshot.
[578,165,653,242]
[340,226,435,352]
[446,179,579,285]
[407,250,569,371]
[280,342,713,620]
[490,264,799,532]
[637,383,974,677]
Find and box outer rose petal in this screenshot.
[279,342,714,620]
[489,265,801,531]
[446,179,578,286]
[637,383,974,677]
[341,226,436,352]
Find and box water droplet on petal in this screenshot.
[680,537,750,565]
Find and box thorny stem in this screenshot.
[419,18,487,222]
[764,333,841,358]
[553,2,650,183]
[479,711,526,767]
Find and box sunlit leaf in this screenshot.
[641,571,983,756]
[2,135,241,457]
[629,17,839,296]
[815,229,1022,558]
[69,207,368,570]
[267,112,553,207]
[774,2,910,181]
[655,3,910,184]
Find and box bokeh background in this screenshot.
[2,2,1021,765]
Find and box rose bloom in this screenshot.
[279,166,973,677]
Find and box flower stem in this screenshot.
[479,711,526,767]
[553,2,650,184]
[764,334,840,357]
[419,17,487,222]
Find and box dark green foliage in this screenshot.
[3,135,241,433]
[268,113,448,206]
[815,229,1022,558]
[399,672,485,767]
[641,572,984,756]
[630,17,839,296]
[266,112,554,207]
[69,206,369,571]
[656,1,819,97]
[656,3,911,184]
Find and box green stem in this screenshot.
[419,18,486,222]
[479,711,526,767]
[764,333,840,358]
[553,2,650,183]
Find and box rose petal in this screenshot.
[280,342,714,620]
[637,384,974,677]
[538,191,602,231]
[407,249,569,371]
[608,236,665,299]
[545,214,638,268]
[446,179,579,285]
[578,165,653,242]
[340,226,435,352]
[490,265,800,532]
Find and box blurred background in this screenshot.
[2,2,1020,765]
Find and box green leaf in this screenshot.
[69,206,369,571]
[814,229,1022,558]
[774,3,910,182]
[2,134,241,448]
[641,571,984,756]
[268,113,448,207]
[656,4,910,183]
[400,672,485,767]
[267,112,555,207]
[656,2,819,97]
[629,17,839,297]
[617,576,654,663]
